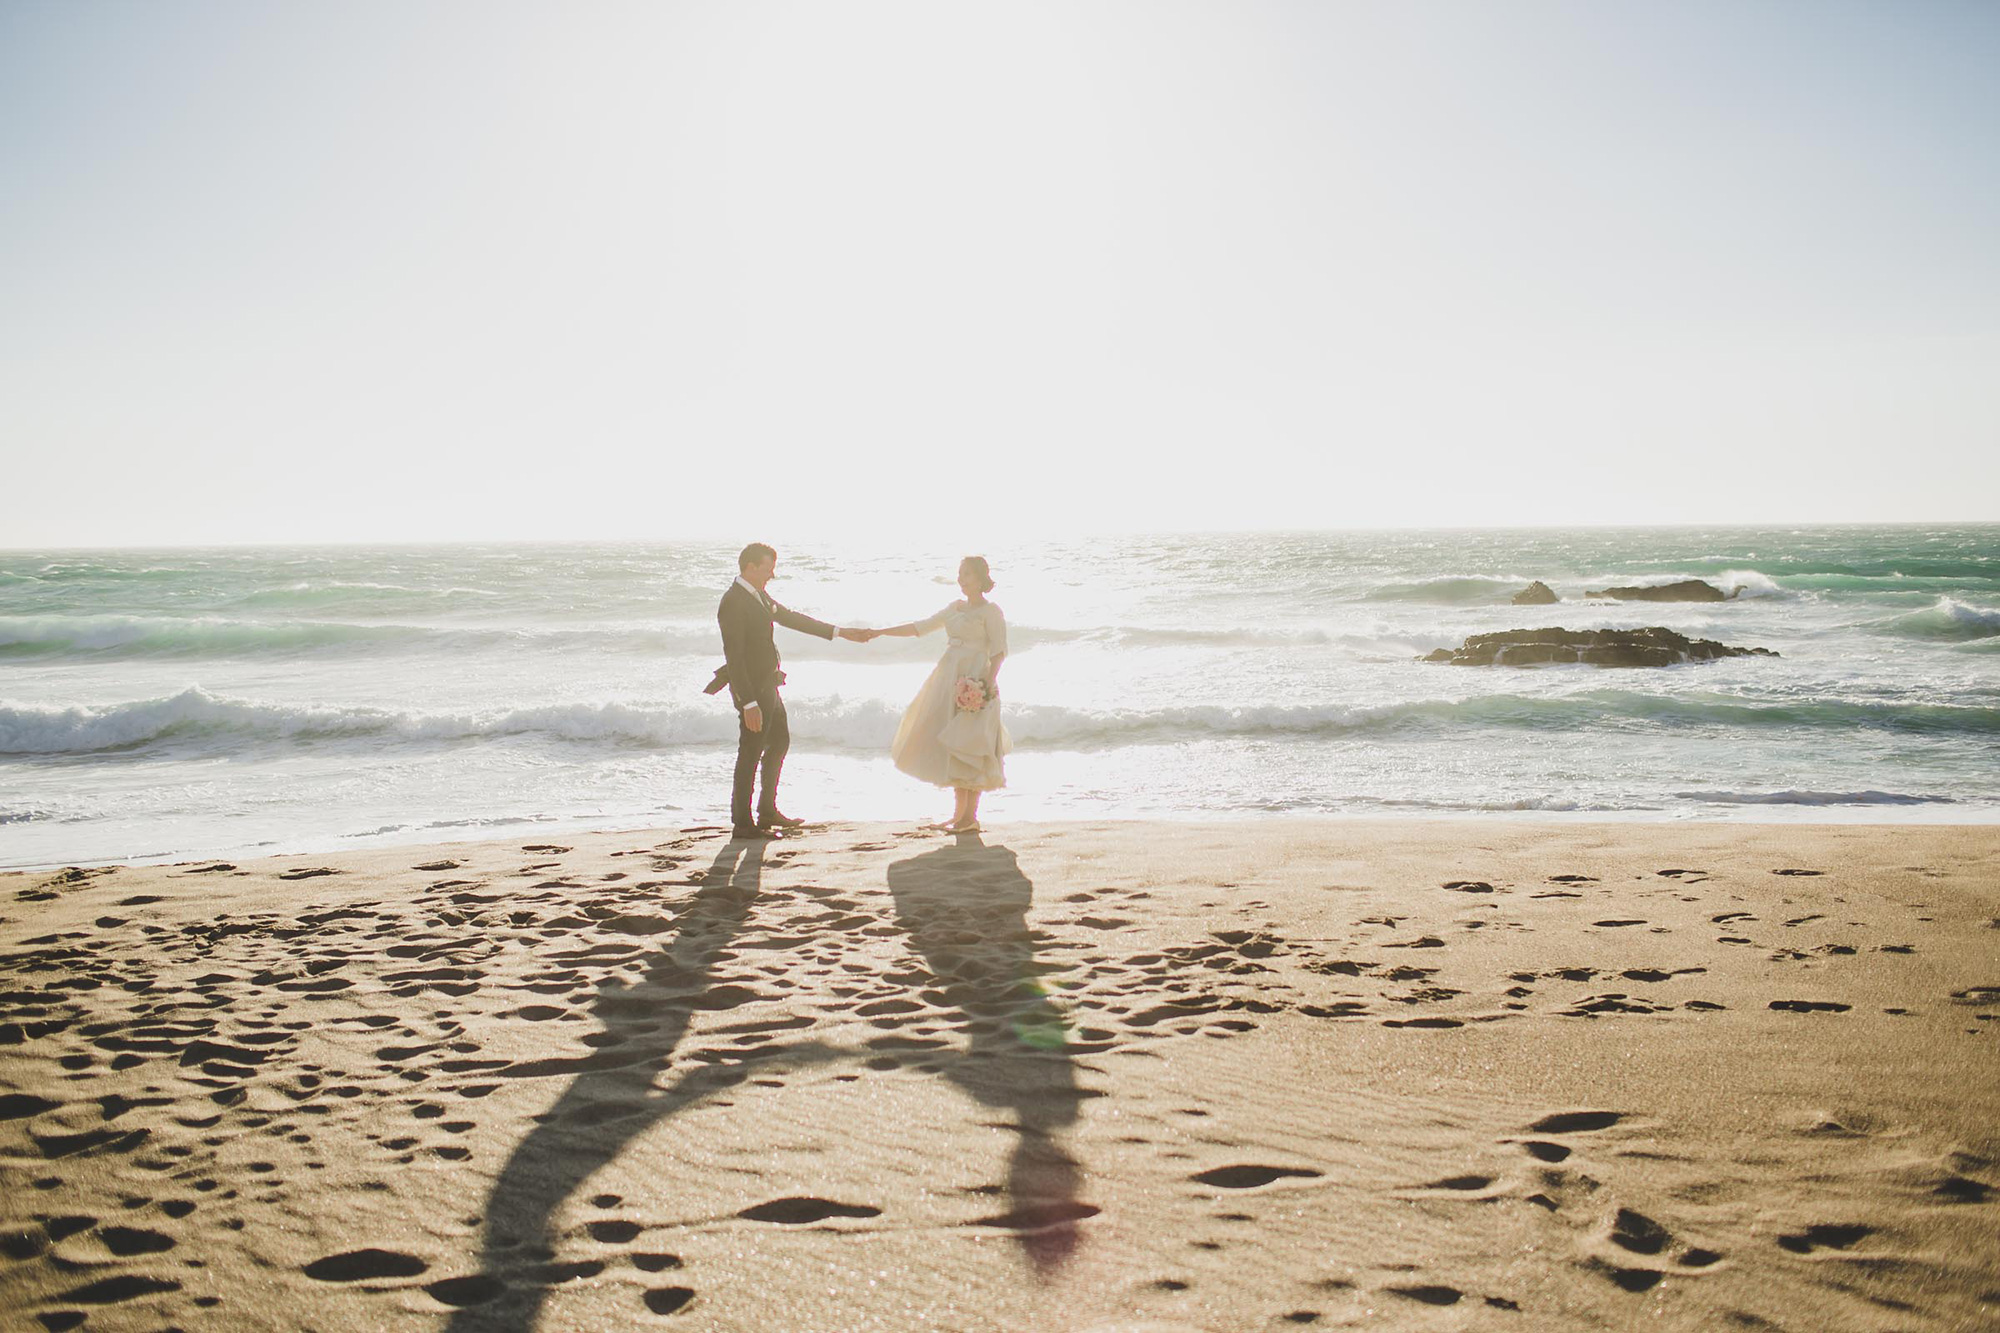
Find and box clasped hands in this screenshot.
[836,627,883,643]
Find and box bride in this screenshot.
[875,556,1012,833]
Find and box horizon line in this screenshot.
[5,516,2000,555]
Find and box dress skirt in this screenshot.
[891,643,1010,791]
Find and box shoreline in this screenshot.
[11,805,2000,875]
[2,819,1995,1329]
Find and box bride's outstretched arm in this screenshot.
[878,606,950,638]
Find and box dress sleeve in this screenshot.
[912,603,952,635]
[986,603,1007,656]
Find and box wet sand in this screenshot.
[1,820,1995,1331]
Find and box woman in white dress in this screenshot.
[878,556,1011,833]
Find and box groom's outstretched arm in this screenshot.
[770,599,836,641]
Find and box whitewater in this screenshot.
[3,526,1996,868]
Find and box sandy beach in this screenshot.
[1,819,1995,1331]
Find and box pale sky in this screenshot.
[3,0,1996,547]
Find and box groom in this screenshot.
[708,543,872,840]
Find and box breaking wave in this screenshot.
[0,615,722,659]
[1363,569,1792,605]
[0,614,1378,661]
[1871,597,2000,641]
[8,686,1998,757]
[1711,569,1785,599]
[1674,789,1956,806]
[1362,575,1536,605]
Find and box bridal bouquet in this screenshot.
[953,676,995,713]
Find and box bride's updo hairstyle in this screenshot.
[960,556,995,594]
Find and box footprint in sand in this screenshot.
[737,1198,881,1224]
[1608,1208,1671,1256]
[304,1248,429,1281]
[57,1274,182,1305]
[0,1094,58,1119]
[1388,1284,1463,1305]
[1776,1223,1871,1254]
[425,1274,506,1306]
[586,1219,643,1243]
[1528,1110,1622,1135]
[1935,1176,1991,1203]
[1192,1164,1323,1189]
[43,1216,95,1242]
[1590,1260,1661,1292]
[97,1226,175,1256]
[643,1286,696,1314]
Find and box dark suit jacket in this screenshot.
[709,581,834,713]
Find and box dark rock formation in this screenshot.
[1584,579,1738,602]
[1423,627,1778,668]
[1512,580,1559,605]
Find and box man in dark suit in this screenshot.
[710,543,873,839]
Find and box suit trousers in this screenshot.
[731,693,790,829]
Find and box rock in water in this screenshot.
[1512,580,1559,605]
[1422,627,1778,668]
[1583,579,1736,602]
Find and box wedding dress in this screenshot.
[890,599,1011,790]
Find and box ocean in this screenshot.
[3,526,1996,869]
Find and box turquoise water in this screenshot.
[2,525,1996,867]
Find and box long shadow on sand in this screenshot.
[446,833,1086,1328]
[885,833,1090,1273]
[444,839,842,1332]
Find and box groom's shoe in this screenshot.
[759,811,807,829]
[731,825,781,841]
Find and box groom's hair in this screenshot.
[738,542,776,571]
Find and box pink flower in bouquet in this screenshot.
[954,676,988,712]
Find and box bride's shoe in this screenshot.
[943,821,981,835]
